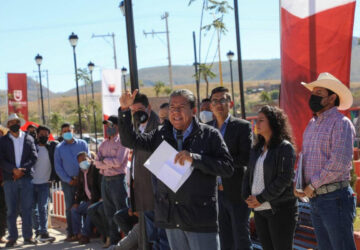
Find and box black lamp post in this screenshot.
[121,66,127,91]
[226,50,236,116]
[119,0,139,91]
[69,32,82,138]
[35,54,46,124]
[233,0,246,119]
[87,61,98,152]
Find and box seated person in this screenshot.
[70,151,101,244]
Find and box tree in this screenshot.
[260,91,271,103]
[154,81,165,97]
[49,112,63,136]
[270,90,279,100]
[163,86,173,96]
[198,63,216,98]
[77,68,91,106]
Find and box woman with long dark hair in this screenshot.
[242,105,298,250]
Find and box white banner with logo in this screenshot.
[101,69,122,121]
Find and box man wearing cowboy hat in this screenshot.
[0,114,38,247]
[294,72,356,250]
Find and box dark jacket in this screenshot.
[208,116,252,204]
[0,132,37,181]
[242,140,297,211]
[36,140,60,182]
[119,109,234,232]
[130,110,160,212]
[74,163,102,204]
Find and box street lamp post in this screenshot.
[121,66,127,91]
[88,61,98,152]
[69,32,82,138]
[227,51,236,116]
[233,0,246,119]
[35,54,46,124]
[119,0,139,91]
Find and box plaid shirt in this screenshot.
[302,107,355,189]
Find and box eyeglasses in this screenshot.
[211,98,229,105]
[169,105,189,113]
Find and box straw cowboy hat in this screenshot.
[301,72,353,110]
[0,125,8,135]
[5,113,25,126]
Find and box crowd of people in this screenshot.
[0,72,357,250]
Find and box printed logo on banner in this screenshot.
[13,90,22,101]
[108,84,116,93]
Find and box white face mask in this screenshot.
[200,111,213,123]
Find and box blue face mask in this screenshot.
[63,132,73,141]
[106,127,117,137]
[79,160,90,170]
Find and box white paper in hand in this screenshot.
[144,140,193,193]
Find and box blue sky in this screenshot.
[0,0,359,92]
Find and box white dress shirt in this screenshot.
[251,150,272,211]
[9,130,25,168]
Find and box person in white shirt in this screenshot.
[0,114,38,247]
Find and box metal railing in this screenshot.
[49,182,66,219]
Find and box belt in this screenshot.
[102,174,124,181]
[315,181,349,196]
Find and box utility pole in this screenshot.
[143,12,173,89]
[92,33,118,69]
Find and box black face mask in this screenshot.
[38,136,49,145]
[309,95,325,113]
[9,124,20,133]
[133,110,149,124]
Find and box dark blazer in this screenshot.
[129,110,160,212]
[36,140,60,182]
[242,140,297,211]
[0,132,37,181]
[208,116,252,204]
[74,163,102,204]
[119,109,234,232]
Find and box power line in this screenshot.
[92,33,118,69]
[143,12,173,89]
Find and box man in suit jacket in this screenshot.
[209,87,253,250]
[0,114,38,247]
[123,92,169,250]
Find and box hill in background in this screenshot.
[1,37,360,106]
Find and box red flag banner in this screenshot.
[280,0,355,150]
[7,73,28,121]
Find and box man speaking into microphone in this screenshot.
[118,89,233,250]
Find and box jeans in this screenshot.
[62,181,77,236]
[4,177,34,240]
[101,175,128,244]
[32,183,50,235]
[71,201,92,236]
[218,191,252,250]
[88,201,109,238]
[310,186,356,250]
[254,205,298,250]
[144,211,170,250]
[0,185,7,238]
[165,229,220,250]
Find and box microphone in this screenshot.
[176,130,183,151]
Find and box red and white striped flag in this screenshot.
[280,0,356,150]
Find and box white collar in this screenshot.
[9,130,25,140]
